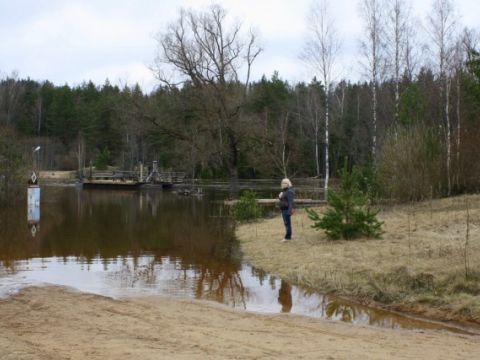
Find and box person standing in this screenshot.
[279,178,294,242]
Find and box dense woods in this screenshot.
[1,0,480,201]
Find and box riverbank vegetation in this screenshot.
[237,194,480,323]
[233,190,264,221]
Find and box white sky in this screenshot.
[0,0,478,93]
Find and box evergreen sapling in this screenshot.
[306,165,383,240]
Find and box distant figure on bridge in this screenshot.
[279,178,294,242]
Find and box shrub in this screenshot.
[233,190,263,221]
[377,125,442,201]
[306,164,383,240]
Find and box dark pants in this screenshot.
[281,210,292,240]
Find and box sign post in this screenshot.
[28,167,41,237]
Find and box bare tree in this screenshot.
[404,16,421,82]
[75,132,85,178]
[276,112,291,178]
[385,0,412,123]
[153,5,261,188]
[359,0,385,161]
[302,0,340,198]
[256,106,293,178]
[427,0,457,195]
[304,83,323,178]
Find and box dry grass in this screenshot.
[236,194,480,323]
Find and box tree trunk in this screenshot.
[445,77,452,195]
[324,80,330,200]
[281,112,290,178]
[227,131,239,196]
[372,78,377,161]
[455,74,461,189]
[315,109,320,177]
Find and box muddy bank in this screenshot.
[1,286,479,360]
[236,194,480,325]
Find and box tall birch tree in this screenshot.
[302,0,340,198]
[360,0,385,162]
[403,18,419,82]
[385,0,412,124]
[427,0,457,195]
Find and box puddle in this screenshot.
[0,186,479,336]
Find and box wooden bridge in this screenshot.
[82,170,144,189]
[82,163,186,189]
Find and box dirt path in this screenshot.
[0,286,478,360]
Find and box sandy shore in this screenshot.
[0,286,478,360]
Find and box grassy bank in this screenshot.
[236,194,480,323]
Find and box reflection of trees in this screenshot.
[0,187,233,262]
[250,267,268,286]
[0,187,248,307]
[106,255,247,308]
[0,206,43,271]
[0,187,259,311]
[321,296,396,327]
[1,187,236,262]
[193,260,247,308]
[322,297,407,329]
[325,299,358,322]
[108,258,158,288]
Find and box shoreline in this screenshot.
[236,194,480,327]
[1,286,479,359]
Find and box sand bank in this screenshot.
[1,286,479,359]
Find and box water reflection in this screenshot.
[325,299,357,322]
[0,187,477,334]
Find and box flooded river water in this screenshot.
[0,185,477,335]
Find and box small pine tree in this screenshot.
[233,190,263,221]
[306,164,383,240]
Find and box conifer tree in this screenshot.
[306,163,383,240]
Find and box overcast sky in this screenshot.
[0,0,478,92]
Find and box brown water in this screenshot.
[0,185,478,335]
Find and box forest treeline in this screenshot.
[1,0,480,201]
